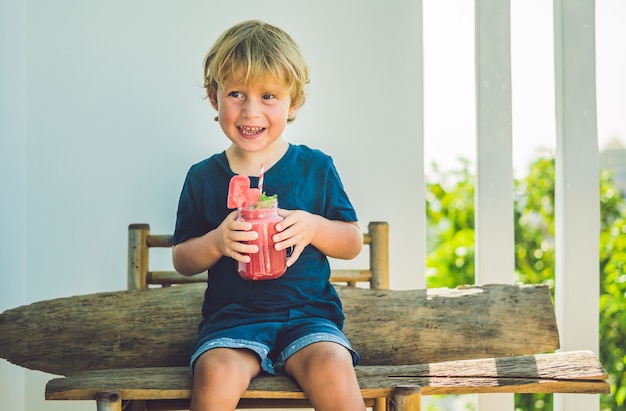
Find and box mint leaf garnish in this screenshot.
[256,192,278,208]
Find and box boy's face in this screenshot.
[211,74,300,155]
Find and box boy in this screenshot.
[172,20,366,411]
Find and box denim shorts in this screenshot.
[190,315,359,375]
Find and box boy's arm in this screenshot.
[275,210,363,267]
[310,218,362,260]
[172,230,224,276]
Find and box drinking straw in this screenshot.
[258,163,264,193]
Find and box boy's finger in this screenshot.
[285,245,302,267]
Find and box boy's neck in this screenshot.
[226,139,289,176]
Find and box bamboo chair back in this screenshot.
[128,221,389,291]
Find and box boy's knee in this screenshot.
[311,342,352,362]
[190,348,261,410]
[193,348,260,386]
[288,342,353,377]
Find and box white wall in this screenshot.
[0,1,423,410]
[1,0,27,409]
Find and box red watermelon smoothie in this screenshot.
[237,198,286,280]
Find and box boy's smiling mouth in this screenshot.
[239,126,265,136]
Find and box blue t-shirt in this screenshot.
[173,144,358,332]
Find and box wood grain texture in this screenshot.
[0,284,559,375]
[45,351,609,402]
[0,285,558,375]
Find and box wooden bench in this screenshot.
[0,221,609,411]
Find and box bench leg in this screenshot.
[393,385,421,411]
[373,397,387,411]
[96,391,122,411]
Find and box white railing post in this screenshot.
[553,0,600,410]
[474,0,515,410]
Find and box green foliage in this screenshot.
[514,158,555,289]
[599,169,626,410]
[426,162,475,288]
[425,157,626,410]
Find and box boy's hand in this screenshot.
[216,210,259,263]
[274,209,319,267]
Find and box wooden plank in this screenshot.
[0,284,559,375]
[45,368,395,401]
[329,269,372,283]
[145,232,372,248]
[146,234,173,248]
[363,351,607,381]
[147,269,372,286]
[137,398,378,410]
[46,376,609,401]
[44,351,609,402]
[148,271,206,285]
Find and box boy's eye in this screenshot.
[228,91,242,98]
[262,93,275,100]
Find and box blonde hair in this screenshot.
[204,20,309,122]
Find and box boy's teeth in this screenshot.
[240,126,263,134]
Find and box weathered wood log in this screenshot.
[0,284,558,376]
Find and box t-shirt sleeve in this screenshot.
[173,170,210,245]
[323,158,358,223]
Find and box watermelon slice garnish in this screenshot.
[227,175,251,209]
[227,175,270,208]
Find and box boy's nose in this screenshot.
[242,99,261,118]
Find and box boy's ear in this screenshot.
[208,88,219,110]
[289,97,303,117]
